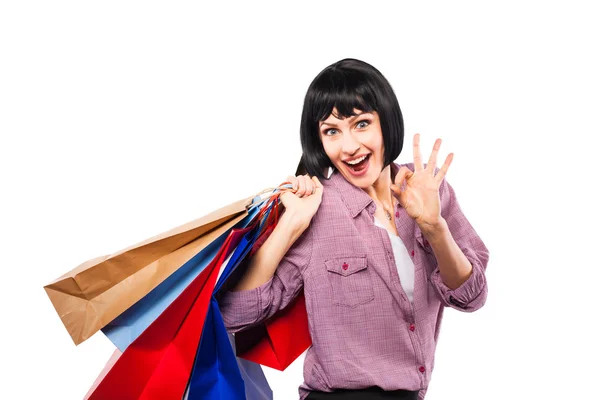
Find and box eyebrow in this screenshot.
[320,112,372,128]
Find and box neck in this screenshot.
[363,164,395,210]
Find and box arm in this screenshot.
[423,173,490,312]
[218,211,312,333]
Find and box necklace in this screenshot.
[384,209,392,221]
[383,197,397,221]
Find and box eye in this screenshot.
[323,128,337,136]
[356,120,370,129]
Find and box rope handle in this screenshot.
[244,181,296,210]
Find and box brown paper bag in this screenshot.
[45,194,259,345]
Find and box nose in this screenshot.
[341,130,360,156]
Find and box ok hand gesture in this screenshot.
[391,133,453,232]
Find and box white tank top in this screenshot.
[373,217,415,303]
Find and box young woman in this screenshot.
[219,58,490,400]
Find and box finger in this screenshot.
[303,174,315,197]
[393,166,413,190]
[312,176,323,191]
[413,133,424,171]
[434,152,454,185]
[391,168,412,207]
[297,175,308,197]
[286,175,298,191]
[426,138,442,174]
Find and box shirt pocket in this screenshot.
[325,255,375,307]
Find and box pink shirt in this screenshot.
[218,162,490,399]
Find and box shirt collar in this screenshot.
[325,162,401,219]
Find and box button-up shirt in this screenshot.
[218,162,490,399]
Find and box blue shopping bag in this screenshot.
[186,200,280,399]
[232,333,273,400]
[185,297,246,399]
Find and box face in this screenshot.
[319,107,385,189]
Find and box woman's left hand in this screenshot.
[391,133,454,232]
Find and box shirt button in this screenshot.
[342,263,349,271]
[411,250,415,257]
[395,211,399,218]
[419,366,425,373]
[409,324,415,332]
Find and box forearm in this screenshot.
[231,211,308,292]
[419,218,473,290]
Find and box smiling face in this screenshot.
[319,107,386,189]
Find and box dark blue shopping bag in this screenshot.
[186,200,280,400]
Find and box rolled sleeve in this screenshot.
[219,275,275,333]
[429,170,490,312]
[218,225,312,333]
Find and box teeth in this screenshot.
[345,155,368,165]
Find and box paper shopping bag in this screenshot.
[102,207,260,352]
[183,316,273,400]
[83,349,122,400]
[44,195,255,345]
[101,189,276,351]
[180,209,278,400]
[186,297,246,399]
[87,226,248,399]
[235,291,311,371]
[186,210,276,399]
[231,334,273,400]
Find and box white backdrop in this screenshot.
[1,1,599,399]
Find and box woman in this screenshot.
[219,58,489,400]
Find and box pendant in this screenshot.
[385,210,392,220]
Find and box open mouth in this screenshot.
[344,154,371,173]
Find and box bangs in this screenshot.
[311,70,379,123]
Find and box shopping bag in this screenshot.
[188,209,274,400]
[233,200,312,371]
[87,226,247,399]
[232,334,273,400]
[182,327,273,400]
[186,209,275,399]
[102,207,260,352]
[83,349,122,400]
[44,195,254,345]
[235,291,311,371]
[181,201,281,400]
[186,297,246,399]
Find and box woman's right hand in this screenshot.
[279,174,323,226]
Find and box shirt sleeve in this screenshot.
[218,223,312,333]
[428,171,490,313]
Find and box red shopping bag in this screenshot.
[235,291,311,370]
[87,227,247,399]
[84,349,121,400]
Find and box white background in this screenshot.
[1,1,599,399]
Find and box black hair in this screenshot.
[297,58,404,180]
